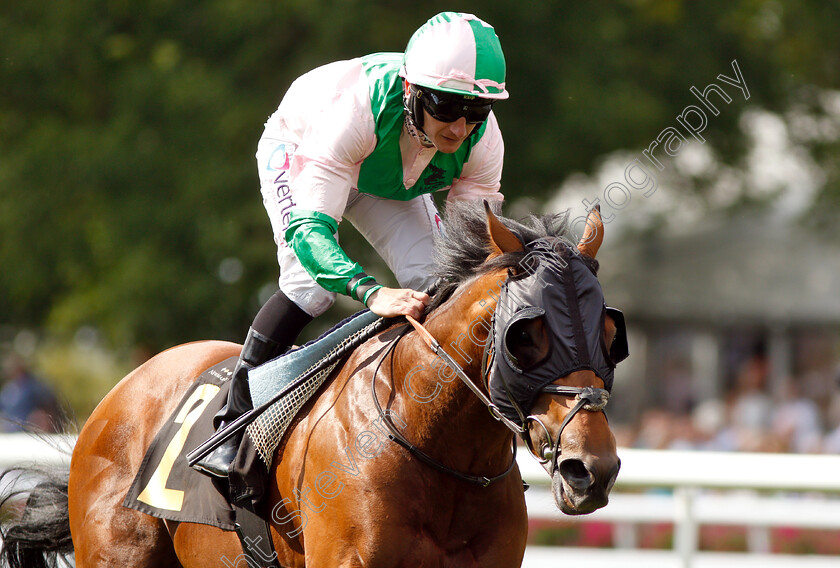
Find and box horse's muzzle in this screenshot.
[551,455,621,515]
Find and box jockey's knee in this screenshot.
[397,268,436,293]
[280,286,335,318]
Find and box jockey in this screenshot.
[195,12,508,478]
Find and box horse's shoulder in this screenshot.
[329,327,402,387]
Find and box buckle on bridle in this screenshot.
[522,385,610,474]
[576,387,609,411]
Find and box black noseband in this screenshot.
[525,385,610,476]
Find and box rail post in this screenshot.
[674,486,699,568]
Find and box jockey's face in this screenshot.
[422,110,477,153]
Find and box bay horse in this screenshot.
[1,203,623,567]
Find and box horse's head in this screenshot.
[479,204,626,515]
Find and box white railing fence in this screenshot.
[2,435,839,567]
[0,433,73,469]
[519,448,840,568]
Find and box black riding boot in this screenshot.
[192,328,285,478]
[193,290,313,478]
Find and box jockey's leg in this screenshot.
[193,289,312,478]
[195,132,337,477]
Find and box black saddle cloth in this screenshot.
[123,357,241,529]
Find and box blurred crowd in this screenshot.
[616,353,840,454]
[0,353,60,433]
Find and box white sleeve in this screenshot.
[447,112,504,203]
[286,78,376,223]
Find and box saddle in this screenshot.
[246,310,381,467]
[122,310,387,567]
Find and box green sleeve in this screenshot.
[284,209,367,296]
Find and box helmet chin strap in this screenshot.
[403,83,434,147]
[404,114,434,147]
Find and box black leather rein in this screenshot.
[369,324,519,488]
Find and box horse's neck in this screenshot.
[392,271,513,467]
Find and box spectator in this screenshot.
[727,353,774,451]
[0,353,59,432]
[692,398,736,451]
[661,355,695,415]
[822,383,840,453]
[633,408,676,449]
[771,380,822,453]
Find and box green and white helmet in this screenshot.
[400,12,508,100]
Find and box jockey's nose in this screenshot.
[448,117,468,137]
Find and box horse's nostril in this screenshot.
[558,458,593,491]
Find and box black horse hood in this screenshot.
[488,242,625,426]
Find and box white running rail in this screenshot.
[518,448,840,568]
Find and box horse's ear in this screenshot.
[577,205,604,259]
[485,201,524,257]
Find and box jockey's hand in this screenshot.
[366,287,430,320]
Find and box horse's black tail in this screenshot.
[0,465,73,568]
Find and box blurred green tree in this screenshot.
[0,0,837,354]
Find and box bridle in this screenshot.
[478,302,610,477]
[522,386,609,476]
[370,307,610,487]
[475,312,610,477]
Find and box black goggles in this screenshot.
[417,88,494,124]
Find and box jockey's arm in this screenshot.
[284,209,379,301]
[284,209,429,319]
[282,105,503,320]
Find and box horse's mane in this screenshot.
[427,201,598,313]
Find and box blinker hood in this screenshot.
[488,243,621,425]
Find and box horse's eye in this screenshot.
[516,329,534,347]
[504,316,549,372]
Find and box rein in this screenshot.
[370,322,518,488]
[405,314,610,478]
[405,316,525,435]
